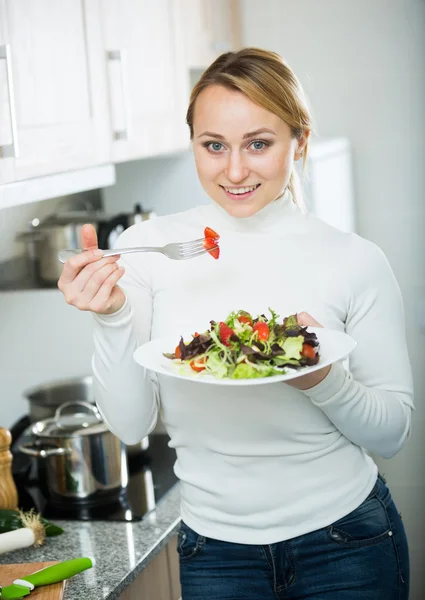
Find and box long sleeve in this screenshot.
[91,228,159,445]
[304,239,414,459]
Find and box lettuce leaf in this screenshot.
[282,335,304,360]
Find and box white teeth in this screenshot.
[223,184,259,195]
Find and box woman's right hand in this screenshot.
[58,224,126,315]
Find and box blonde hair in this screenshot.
[186,47,313,208]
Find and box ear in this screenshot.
[294,130,311,161]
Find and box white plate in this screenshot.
[133,327,356,386]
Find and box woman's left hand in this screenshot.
[285,312,331,391]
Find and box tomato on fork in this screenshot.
[204,227,220,240]
[203,237,220,260]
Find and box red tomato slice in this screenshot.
[204,227,220,240]
[301,344,316,359]
[238,315,252,325]
[219,322,234,346]
[253,322,270,340]
[203,237,220,260]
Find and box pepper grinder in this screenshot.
[0,428,18,510]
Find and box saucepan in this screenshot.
[19,401,126,500]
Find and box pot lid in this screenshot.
[33,401,108,438]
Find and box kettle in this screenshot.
[97,203,156,249]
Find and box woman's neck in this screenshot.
[204,190,302,234]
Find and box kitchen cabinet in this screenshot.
[0,0,242,209]
[119,535,181,600]
[100,0,242,164]
[178,0,242,70]
[100,0,190,163]
[0,0,111,186]
[0,10,15,184]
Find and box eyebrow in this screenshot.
[197,128,277,140]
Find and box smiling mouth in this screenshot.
[220,184,261,196]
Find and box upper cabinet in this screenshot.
[100,0,190,163]
[0,0,111,185]
[100,0,241,164]
[178,0,241,70]
[0,0,241,203]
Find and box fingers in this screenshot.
[296,311,323,328]
[86,268,126,313]
[58,249,106,286]
[81,223,98,251]
[61,263,125,312]
[72,254,121,293]
[77,261,122,306]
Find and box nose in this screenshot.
[224,150,249,183]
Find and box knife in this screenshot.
[0,556,95,598]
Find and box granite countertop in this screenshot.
[0,484,181,599]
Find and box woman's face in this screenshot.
[192,85,306,218]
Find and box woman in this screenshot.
[58,48,413,599]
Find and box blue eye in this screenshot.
[207,142,224,153]
[250,140,267,151]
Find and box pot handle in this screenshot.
[19,443,70,458]
[54,401,102,422]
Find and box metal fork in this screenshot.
[57,237,217,263]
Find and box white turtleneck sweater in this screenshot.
[92,193,414,544]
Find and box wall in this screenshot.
[101,151,209,216]
[0,289,94,426]
[239,0,425,595]
[0,190,102,427]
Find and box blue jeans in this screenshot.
[178,476,409,599]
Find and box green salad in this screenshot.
[163,309,320,379]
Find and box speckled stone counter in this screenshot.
[0,483,181,599]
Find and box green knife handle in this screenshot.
[22,557,94,587]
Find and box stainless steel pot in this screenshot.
[22,376,149,456]
[18,212,100,284]
[19,402,126,500]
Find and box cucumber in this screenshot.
[0,509,64,536]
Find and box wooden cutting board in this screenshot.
[0,562,65,599]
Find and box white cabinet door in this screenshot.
[178,0,241,70]
[101,0,190,163]
[0,0,111,184]
[0,2,16,184]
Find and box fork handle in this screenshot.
[58,247,161,264]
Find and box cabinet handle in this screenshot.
[0,44,19,159]
[106,49,129,141]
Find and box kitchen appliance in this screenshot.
[17,203,155,285]
[12,434,177,523]
[97,203,156,249]
[10,376,149,457]
[19,402,124,501]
